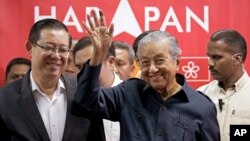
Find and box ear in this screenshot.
[233,53,243,65]
[129,64,136,77]
[107,56,115,64]
[130,64,135,72]
[26,41,33,55]
[175,55,180,71]
[176,55,180,65]
[106,56,115,71]
[135,57,139,66]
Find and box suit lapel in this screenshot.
[61,73,77,141]
[19,72,50,141]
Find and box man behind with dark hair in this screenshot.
[72,36,93,72]
[4,57,31,85]
[73,36,120,88]
[0,18,91,140]
[64,39,78,76]
[198,29,250,141]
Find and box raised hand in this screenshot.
[83,9,114,66]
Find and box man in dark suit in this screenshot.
[0,19,91,141]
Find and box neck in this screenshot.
[160,81,182,100]
[32,71,59,98]
[100,71,115,88]
[220,69,244,91]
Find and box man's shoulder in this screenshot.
[62,72,77,82]
[0,79,22,95]
[197,80,218,93]
[62,73,77,88]
[127,77,144,82]
[182,83,215,108]
[126,78,146,87]
[196,90,214,104]
[0,80,23,108]
[115,78,148,95]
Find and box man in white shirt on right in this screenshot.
[198,29,250,141]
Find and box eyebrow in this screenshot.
[43,42,69,47]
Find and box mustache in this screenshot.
[209,67,218,73]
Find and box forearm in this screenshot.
[75,62,102,112]
[89,47,106,66]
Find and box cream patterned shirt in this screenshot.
[198,71,250,141]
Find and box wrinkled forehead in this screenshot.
[138,40,170,58]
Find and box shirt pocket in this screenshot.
[124,107,155,140]
[170,118,199,141]
[230,109,250,124]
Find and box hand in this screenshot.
[83,9,114,66]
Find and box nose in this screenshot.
[208,58,215,67]
[50,50,62,58]
[149,62,158,73]
[52,49,60,55]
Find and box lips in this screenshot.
[149,73,162,80]
[209,69,219,75]
[47,62,61,69]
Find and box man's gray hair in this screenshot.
[137,30,181,59]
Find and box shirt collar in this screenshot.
[112,72,123,87]
[142,73,189,102]
[217,70,249,92]
[233,71,249,91]
[30,71,65,94]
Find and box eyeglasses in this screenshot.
[139,58,168,68]
[32,42,71,57]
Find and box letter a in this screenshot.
[234,129,241,136]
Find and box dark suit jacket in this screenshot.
[0,72,90,141]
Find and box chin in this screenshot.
[211,75,222,81]
[47,70,61,77]
[150,82,165,90]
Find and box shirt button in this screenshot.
[157,129,163,136]
[161,105,167,111]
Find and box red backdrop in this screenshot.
[1,0,250,88]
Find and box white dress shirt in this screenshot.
[198,71,250,141]
[103,72,123,141]
[30,72,67,141]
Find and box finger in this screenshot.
[108,23,114,37]
[91,9,100,27]
[83,21,93,34]
[99,10,107,26]
[87,14,95,31]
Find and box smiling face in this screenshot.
[28,29,70,80]
[138,40,179,91]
